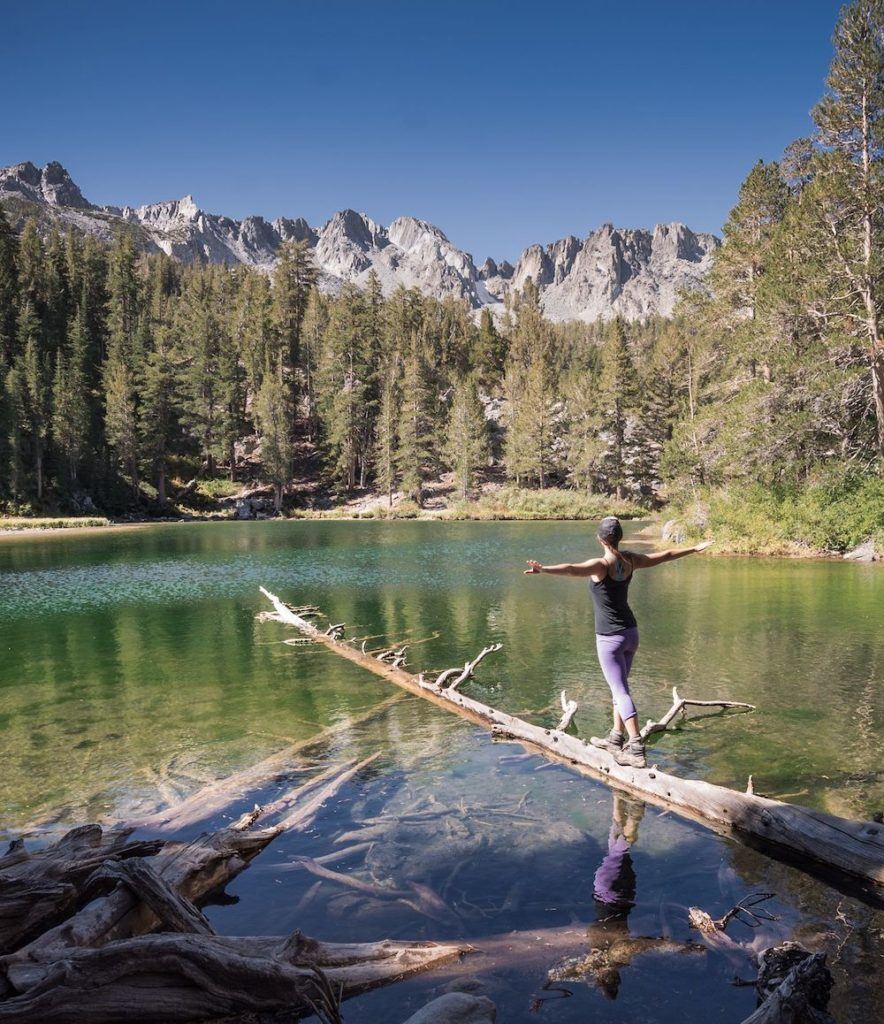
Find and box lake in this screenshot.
[0,520,881,1022]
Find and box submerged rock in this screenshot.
[400,993,496,1024]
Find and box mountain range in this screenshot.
[0,160,720,322]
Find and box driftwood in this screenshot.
[259,587,884,894]
[0,826,163,954]
[746,943,835,1024]
[0,931,468,1023]
[1,752,467,1021]
[688,896,835,1024]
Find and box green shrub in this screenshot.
[671,472,884,555]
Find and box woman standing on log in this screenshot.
[524,516,712,767]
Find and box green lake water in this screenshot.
[0,520,881,1022]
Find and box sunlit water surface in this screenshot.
[0,521,881,1022]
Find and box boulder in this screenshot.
[843,539,877,563]
[661,518,687,544]
[400,993,496,1024]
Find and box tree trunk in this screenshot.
[157,465,166,507]
[872,349,884,463]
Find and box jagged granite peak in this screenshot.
[0,160,94,210]
[0,160,719,321]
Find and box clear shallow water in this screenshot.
[0,521,881,1022]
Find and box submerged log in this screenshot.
[136,698,403,831]
[0,826,164,955]
[259,587,884,894]
[0,930,469,1023]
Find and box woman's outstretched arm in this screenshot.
[630,540,713,569]
[524,558,605,577]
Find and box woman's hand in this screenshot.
[694,540,714,553]
[524,560,543,574]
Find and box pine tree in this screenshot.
[445,376,487,499]
[596,319,640,499]
[273,238,317,394]
[176,267,223,477]
[374,356,400,506]
[18,303,50,502]
[51,311,91,485]
[300,289,329,440]
[504,282,556,487]
[254,369,293,512]
[139,315,179,506]
[316,285,370,492]
[396,339,433,504]
[0,203,19,365]
[810,0,884,457]
[105,355,139,494]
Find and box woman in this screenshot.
[524,516,712,768]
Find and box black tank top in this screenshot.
[590,560,638,635]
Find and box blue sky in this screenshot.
[2,1,841,260]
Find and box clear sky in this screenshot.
[2,0,842,261]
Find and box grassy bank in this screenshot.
[0,516,111,532]
[666,477,884,557]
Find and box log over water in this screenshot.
[259,587,884,895]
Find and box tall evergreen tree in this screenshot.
[810,0,884,457]
[51,311,91,486]
[445,376,487,499]
[254,370,293,512]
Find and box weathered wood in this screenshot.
[260,587,884,893]
[0,826,164,954]
[0,930,469,1023]
[743,943,835,1024]
[85,858,214,936]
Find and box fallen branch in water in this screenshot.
[556,691,578,732]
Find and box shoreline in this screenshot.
[0,512,878,563]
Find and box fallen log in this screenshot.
[0,930,469,1023]
[259,587,884,895]
[0,826,164,954]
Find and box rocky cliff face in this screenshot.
[0,161,719,321]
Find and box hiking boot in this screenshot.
[589,728,625,752]
[614,738,647,768]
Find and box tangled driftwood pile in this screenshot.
[0,733,466,1022]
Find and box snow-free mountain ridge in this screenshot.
[0,161,720,321]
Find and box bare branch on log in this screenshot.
[640,686,756,741]
[556,691,578,732]
[427,645,503,692]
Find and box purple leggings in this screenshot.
[595,627,639,722]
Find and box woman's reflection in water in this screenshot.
[593,791,644,921]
